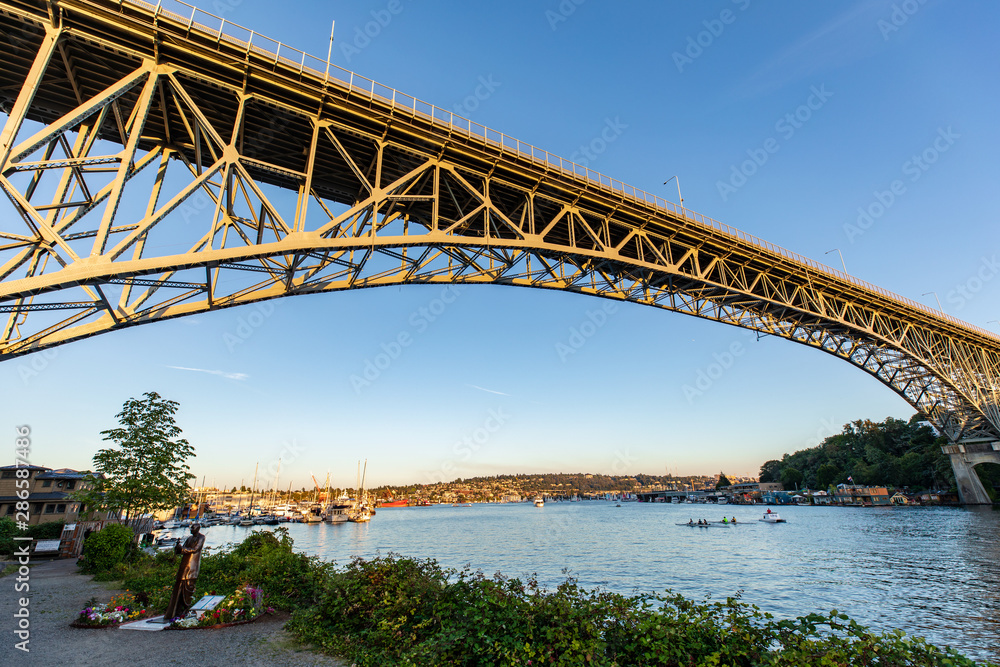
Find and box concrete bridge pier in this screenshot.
[943,441,1000,505]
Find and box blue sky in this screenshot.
[3,0,1000,490]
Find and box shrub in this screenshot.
[287,555,992,667]
[0,519,65,556]
[80,523,135,574]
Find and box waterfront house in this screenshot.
[0,465,110,525]
[890,492,910,505]
[761,490,795,505]
[833,484,891,506]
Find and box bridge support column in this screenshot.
[942,442,999,505]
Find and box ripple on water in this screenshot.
[158,503,999,662]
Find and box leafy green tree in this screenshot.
[759,460,782,483]
[815,463,839,489]
[780,467,803,490]
[74,392,194,523]
[715,473,732,489]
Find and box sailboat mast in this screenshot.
[360,459,368,504]
[249,462,258,513]
[273,459,281,512]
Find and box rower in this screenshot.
[731,517,737,523]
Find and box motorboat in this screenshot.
[759,512,786,523]
[533,496,544,507]
[324,503,351,523]
[348,505,372,523]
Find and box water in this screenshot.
[162,503,1000,662]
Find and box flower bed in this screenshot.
[73,592,151,628]
[171,585,273,629]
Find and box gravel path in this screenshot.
[0,558,347,666]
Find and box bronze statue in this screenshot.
[163,523,206,620]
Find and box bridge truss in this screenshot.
[2,0,1000,491]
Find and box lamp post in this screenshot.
[922,291,944,312]
[663,176,683,208]
[824,248,847,274]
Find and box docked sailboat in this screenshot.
[347,460,373,523]
[323,473,352,523]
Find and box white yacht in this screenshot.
[533,496,544,507]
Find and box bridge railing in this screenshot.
[121,0,997,341]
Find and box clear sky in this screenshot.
[3,0,999,491]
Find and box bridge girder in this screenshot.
[2,0,1000,452]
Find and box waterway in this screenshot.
[160,502,999,662]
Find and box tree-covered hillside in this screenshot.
[759,414,1000,497]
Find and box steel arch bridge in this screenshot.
[2,0,999,502]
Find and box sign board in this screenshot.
[190,595,226,612]
[33,539,61,553]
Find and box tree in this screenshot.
[74,392,194,523]
[780,467,803,490]
[759,460,782,483]
[715,473,732,490]
[815,463,839,489]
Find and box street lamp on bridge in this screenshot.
[663,176,684,209]
[824,248,848,275]
[922,291,944,313]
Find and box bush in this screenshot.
[287,554,992,667]
[80,524,135,574]
[0,519,65,556]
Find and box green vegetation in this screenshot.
[87,527,321,613]
[0,518,64,556]
[81,529,991,666]
[81,523,136,573]
[73,391,195,521]
[759,415,962,492]
[715,472,732,489]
